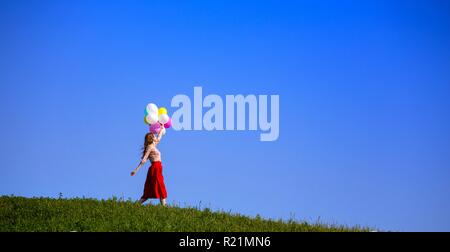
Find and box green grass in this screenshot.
[0,196,369,232]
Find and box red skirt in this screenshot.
[141,161,167,199]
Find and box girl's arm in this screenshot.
[155,124,164,144]
[131,146,151,176]
[131,162,143,176]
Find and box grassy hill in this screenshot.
[0,196,368,232]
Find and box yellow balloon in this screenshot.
[144,116,150,125]
[158,107,167,115]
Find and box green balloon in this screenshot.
[144,108,149,116]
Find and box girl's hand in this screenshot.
[131,170,137,176]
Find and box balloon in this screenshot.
[160,127,166,136]
[164,117,172,128]
[146,103,158,115]
[145,113,158,125]
[150,123,161,134]
[158,107,167,116]
[144,108,149,116]
[158,114,169,124]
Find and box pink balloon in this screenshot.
[164,117,172,128]
[150,123,161,134]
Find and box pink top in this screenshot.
[141,144,161,163]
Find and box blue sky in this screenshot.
[1,0,449,231]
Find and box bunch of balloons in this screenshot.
[144,103,172,134]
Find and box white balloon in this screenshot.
[146,103,158,114]
[146,113,158,124]
[161,127,166,135]
[158,114,170,124]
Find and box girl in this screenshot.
[131,124,168,206]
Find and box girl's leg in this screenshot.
[160,198,167,206]
[138,197,147,204]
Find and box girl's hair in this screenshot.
[141,133,154,159]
